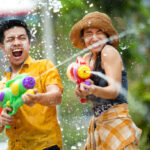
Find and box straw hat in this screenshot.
[70,11,119,49]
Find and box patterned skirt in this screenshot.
[85,103,142,150]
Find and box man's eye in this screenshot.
[6,38,13,42]
[20,36,26,39]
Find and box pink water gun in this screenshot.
[67,56,92,103]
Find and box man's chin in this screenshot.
[11,60,24,67]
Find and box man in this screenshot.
[0,19,63,150]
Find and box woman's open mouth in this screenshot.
[12,50,23,57]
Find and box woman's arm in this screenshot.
[79,45,124,99]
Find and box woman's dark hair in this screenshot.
[80,29,84,45]
[0,19,31,44]
[105,33,113,46]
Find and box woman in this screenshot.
[69,12,141,150]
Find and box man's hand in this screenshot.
[22,85,62,106]
[0,107,15,127]
[22,89,39,106]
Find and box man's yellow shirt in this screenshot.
[0,56,63,150]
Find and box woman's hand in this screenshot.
[75,84,86,100]
[80,79,95,95]
[75,79,95,101]
[0,107,15,127]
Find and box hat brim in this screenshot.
[70,16,119,49]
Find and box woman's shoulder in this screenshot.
[101,45,124,70]
[102,45,118,53]
[101,45,121,59]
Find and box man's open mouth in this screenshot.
[12,50,23,57]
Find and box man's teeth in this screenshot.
[12,49,23,57]
[13,49,22,52]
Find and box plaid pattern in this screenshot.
[85,103,142,150]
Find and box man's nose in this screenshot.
[13,38,21,45]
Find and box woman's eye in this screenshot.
[86,33,92,37]
[97,31,102,34]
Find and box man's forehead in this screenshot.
[4,26,27,36]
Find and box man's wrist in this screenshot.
[0,118,4,128]
[0,115,4,127]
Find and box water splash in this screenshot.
[34,28,137,81]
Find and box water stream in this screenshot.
[35,29,137,81]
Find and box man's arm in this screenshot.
[36,84,62,106]
[22,84,62,106]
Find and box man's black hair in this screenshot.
[0,19,31,44]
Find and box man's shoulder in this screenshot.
[33,59,53,66]
[30,59,55,73]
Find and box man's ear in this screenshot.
[0,43,5,52]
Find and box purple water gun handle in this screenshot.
[83,80,91,87]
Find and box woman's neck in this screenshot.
[92,53,98,59]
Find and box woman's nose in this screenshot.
[92,34,99,41]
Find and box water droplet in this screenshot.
[89,3,94,7]
[71,146,77,150]
[77,142,82,147]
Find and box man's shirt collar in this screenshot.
[5,56,34,73]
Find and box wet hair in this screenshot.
[0,19,31,44]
